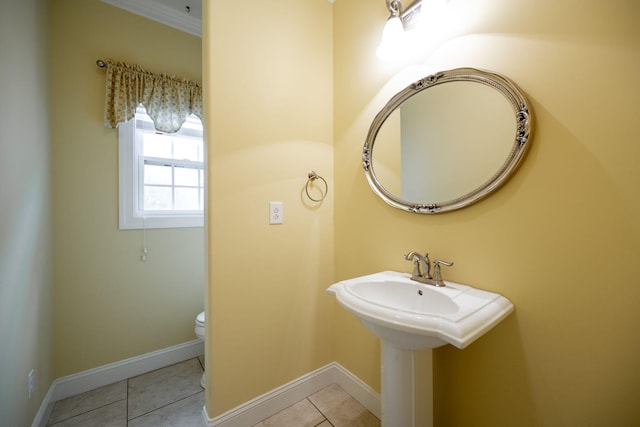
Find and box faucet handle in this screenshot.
[433,259,453,268]
[432,259,453,287]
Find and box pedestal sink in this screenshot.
[328,271,514,426]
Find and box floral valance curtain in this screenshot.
[102,59,202,133]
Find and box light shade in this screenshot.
[376,15,406,60]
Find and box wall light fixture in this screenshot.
[376,0,423,60]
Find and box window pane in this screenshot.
[144,164,172,185]
[143,134,172,158]
[173,138,200,161]
[144,186,172,210]
[175,188,199,210]
[175,166,199,186]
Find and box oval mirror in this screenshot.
[363,68,532,214]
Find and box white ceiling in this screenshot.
[101,0,202,37]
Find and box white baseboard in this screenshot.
[202,362,380,427]
[332,362,382,419]
[32,339,204,427]
[31,382,57,427]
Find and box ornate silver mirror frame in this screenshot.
[362,68,533,214]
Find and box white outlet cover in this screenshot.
[269,201,283,225]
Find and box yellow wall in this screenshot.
[203,0,335,416]
[49,0,204,376]
[333,0,640,426]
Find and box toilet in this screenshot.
[195,311,206,388]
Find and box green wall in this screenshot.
[0,0,53,425]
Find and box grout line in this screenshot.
[307,397,334,427]
[46,397,128,426]
[126,389,204,422]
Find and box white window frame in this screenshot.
[118,106,204,230]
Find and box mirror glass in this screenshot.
[363,68,532,214]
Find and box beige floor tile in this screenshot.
[127,358,203,419]
[309,384,380,427]
[47,380,126,425]
[47,399,126,427]
[128,391,205,427]
[46,356,377,427]
[252,399,326,427]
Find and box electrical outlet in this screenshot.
[269,201,283,225]
[28,369,35,399]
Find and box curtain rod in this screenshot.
[96,59,107,68]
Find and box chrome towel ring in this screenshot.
[305,171,328,202]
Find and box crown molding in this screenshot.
[101,0,201,38]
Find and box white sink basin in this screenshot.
[328,270,514,350]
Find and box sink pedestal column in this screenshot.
[381,341,433,427]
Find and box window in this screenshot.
[119,105,204,229]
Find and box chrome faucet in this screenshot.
[404,251,453,287]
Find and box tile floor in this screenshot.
[46,357,380,427]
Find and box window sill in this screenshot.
[119,214,204,230]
